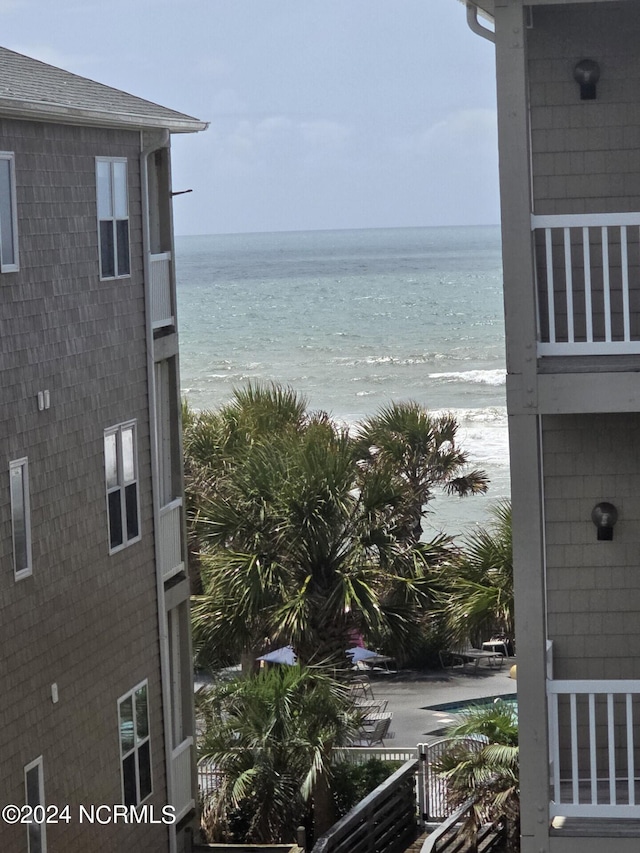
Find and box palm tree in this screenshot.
[191,419,442,669]
[183,383,312,597]
[354,401,489,544]
[433,699,519,852]
[436,501,513,648]
[197,665,361,843]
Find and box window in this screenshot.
[118,681,152,806]
[24,756,46,853]
[10,458,32,579]
[104,422,140,552]
[96,157,130,279]
[0,152,18,272]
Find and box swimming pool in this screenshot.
[425,693,517,713]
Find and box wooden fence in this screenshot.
[419,800,505,853]
[310,759,418,853]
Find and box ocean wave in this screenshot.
[334,353,448,367]
[428,369,506,387]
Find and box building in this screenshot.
[463,1,640,851]
[0,47,206,852]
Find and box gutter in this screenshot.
[466,1,495,44]
[0,96,209,133]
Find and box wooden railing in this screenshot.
[420,800,505,853]
[311,759,418,853]
[172,736,195,821]
[548,679,640,817]
[150,252,174,329]
[158,498,184,580]
[532,212,640,355]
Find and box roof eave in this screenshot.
[457,0,495,21]
[0,97,208,133]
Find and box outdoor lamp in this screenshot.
[574,59,600,100]
[591,502,618,541]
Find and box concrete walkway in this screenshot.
[363,661,517,747]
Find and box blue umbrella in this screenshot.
[346,647,379,662]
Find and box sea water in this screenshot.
[175,225,509,537]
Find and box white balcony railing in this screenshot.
[158,498,184,581]
[149,252,174,329]
[533,212,640,356]
[548,679,640,817]
[172,736,195,822]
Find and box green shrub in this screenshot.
[331,758,403,818]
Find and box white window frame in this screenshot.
[24,756,46,853]
[104,421,141,554]
[96,156,130,280]
[10,457,32,580]
[118,680,152,806]
[0,151,19,272]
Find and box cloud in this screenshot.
[391,108,498,161]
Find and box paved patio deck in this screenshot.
[363,661,517,747]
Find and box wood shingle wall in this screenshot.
[0,119,168,851]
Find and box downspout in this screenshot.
[140,127,178,853]
[466,1,495,43]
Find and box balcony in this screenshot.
[149,252,174,329]
[548,678,640,818]
[172,736,195,822]
[533,212,640,357]
[158,498,184,581]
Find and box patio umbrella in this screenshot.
[346,646,379,662]
[257,645,297,665]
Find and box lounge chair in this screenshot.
[439,647,504,673]
[353,715,392,746]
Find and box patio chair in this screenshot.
[353,715,392,746]
[439,646,504,673]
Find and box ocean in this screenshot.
[175,225,509,537]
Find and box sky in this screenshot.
[0,0,500,236]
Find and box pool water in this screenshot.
[425,693,517,713]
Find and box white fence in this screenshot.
[172,736,195,821]
[532,212,640,355]
[158,499,183,580]
[197,740,481,824]
[548,679,640,817]
[150,252,173,328]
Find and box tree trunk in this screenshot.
[240,648,260,676]
[312,767,336,838]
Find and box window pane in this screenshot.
[10,464,28,572]
[96,160,112,218]
[122,753,137,806]
[135,684,149,739]
[113,161,128,218]
[119,696,134,753]
[122,427,135,482]
[108,490,123,549]
[125,483,139,540]
[0,158,15,266]
[105,433,118,489]
[25,765,43,853]
[25,766,40,807]
[116,219,130,276]
[100,220,115,278]
[28,821,43,853]
[138,741,152,801]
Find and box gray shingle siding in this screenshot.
[0,119,169,850]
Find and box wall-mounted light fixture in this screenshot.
[574,59,600,100]
[591,502,618,541]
